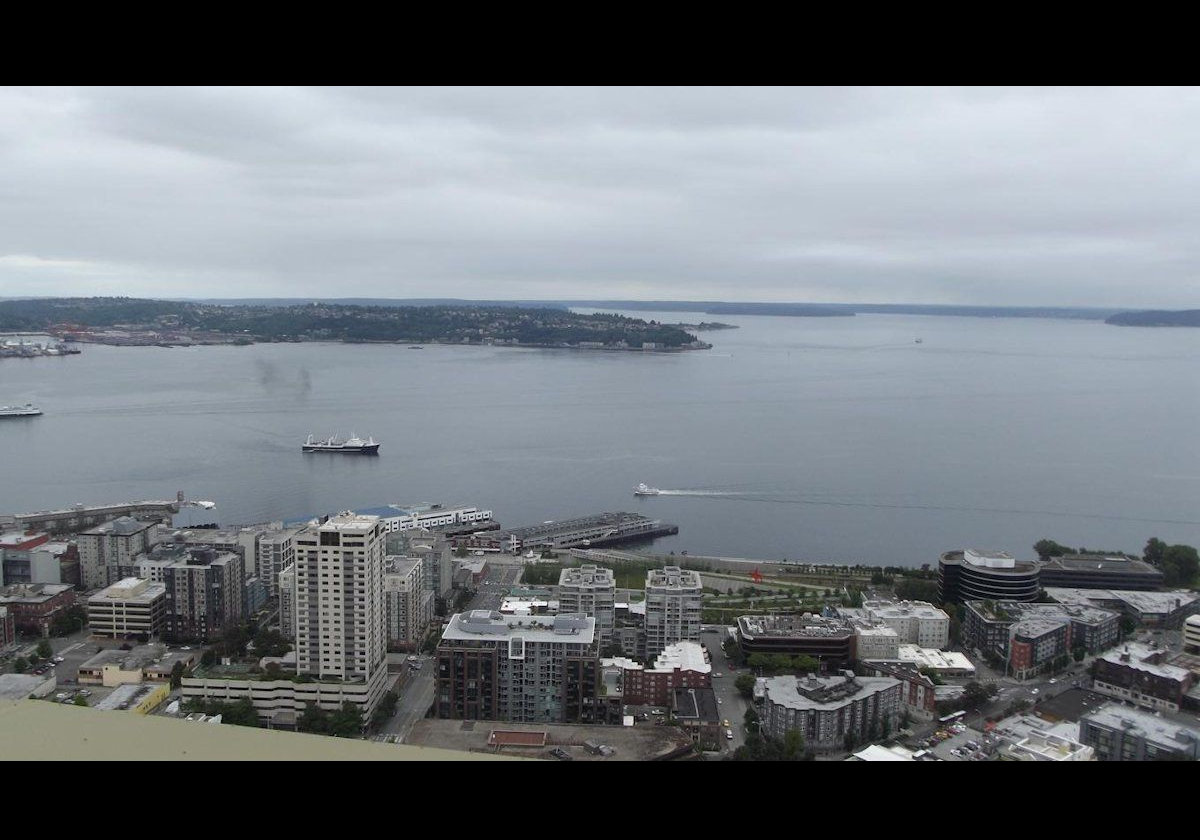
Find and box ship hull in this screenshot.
[302,444,380,454]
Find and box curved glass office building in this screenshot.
[938,549,1040,604]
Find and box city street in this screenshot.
[702,626,746,753]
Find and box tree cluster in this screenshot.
[1144,538,1200,587]
[298,701,363,738]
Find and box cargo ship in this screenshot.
[302,433,380,454]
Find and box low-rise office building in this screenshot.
[95,681,170,714]
[856,659,938,720]
[0,583,75,636]
[0,531,60,586]
[87,577,168,639]
[963,599,1120,673]
[1079,703,1200,761]
[736,614,855,672]
[843,599,950,648]
[759,672,901,754]
[895,645,976,677]
[1044,588,1200,629]
[1005,729,1095,761]
[617,641,711,707]
[1185,614,1200,654]
[1037,554,1164,591]
[1009,618,1072,680]
[672,686,722,749]
[1092,642,1194,713]
[852,623,900,661]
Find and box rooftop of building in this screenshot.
[1007,730,1093,760]
[671,686,720,723]
[560,564,615,587]
[965,599,1120,626]
[1097,643,1191,681]
[95,682,164,711]
[0,674,55,702]
[442,610,596,644]
[0,699,511,760]
[941,549,1038,574]
[1039,554,1162,576]
[0,582,73,602]
[1083,702,1200,747]
[852,623,901,638]
[645,566,702,589]
[1043,587,1197,614]
[314,513,381,533]
[1010,617,1070,639]
[737,613,853,639]
[0,531,49,548]
[79,516,155,537]
[896,645,976,671]
[762,672,900,711]
[848,744,935,761]
[991,713,1081,743]
[383,556,422,576]
[861,599,949,620]
[89,577,167,602]
[1187,614,1200,629]
[81,644,167,672]
[651,641,710,674]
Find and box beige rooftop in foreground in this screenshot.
[0,700,515,761]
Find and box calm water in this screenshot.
[2,312,1199,567]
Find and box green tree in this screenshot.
[1034,539,1075,561]
[329,702,364,738]
[895,577,939,602]
[454,546,468,558]
[1144,537,1168,567]
[170,660,186,688]
[298,703,331,735]
[200,648,216,668]
[1161,544,1200,587]
[734,673,756,699]
[1073,647,1086,663]
[13,657,28,673]
[783,728,805,759]
[35,639,53,660]
[73,694,88,707]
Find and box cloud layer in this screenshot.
[1,86,1197,307]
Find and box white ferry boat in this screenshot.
[0,403,42,418]
[302,433,380,455]
[634,483,660,496]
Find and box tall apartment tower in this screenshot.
[293,514,387,686]
[558,564,615,647]
[162,547,244,642]
[384,556,432,649]
[645,566,703,660]
[277,564,296,640]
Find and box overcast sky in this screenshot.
[1,86,1198,307]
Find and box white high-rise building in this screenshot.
[256,527,299,598]
[293,514,387,686]
[645,566,703,660]
[558,564,615,646]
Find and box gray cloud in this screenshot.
[1,86,1198,307]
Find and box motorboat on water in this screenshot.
[634,483,660,496]
[0,403,42,417]
[302,433,380,454]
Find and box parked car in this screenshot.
[549,748,573,761]
[725,729,734,740]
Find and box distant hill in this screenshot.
[188,298,1124,321]
[1106,310,1200,327]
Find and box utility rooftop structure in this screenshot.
[939,549,1040,604]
